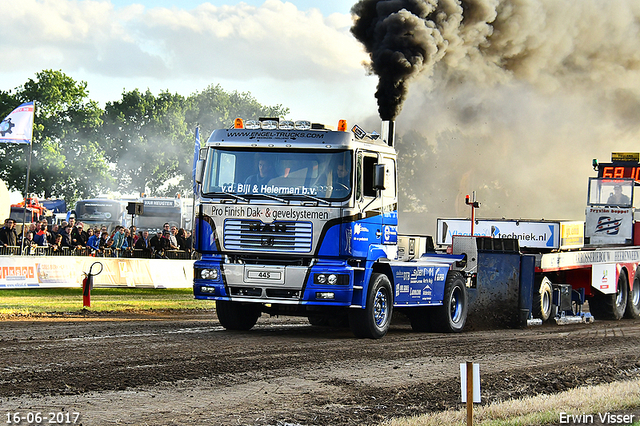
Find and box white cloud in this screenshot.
[1,0,367,83]
[0,0,377,123]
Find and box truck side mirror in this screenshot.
[373,164,385,190]
[195,148,208,184]
[195,161,205,184]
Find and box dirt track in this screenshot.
[1,311,640,426]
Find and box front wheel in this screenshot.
[349,273,393,339]
[216,300,261,331]
[431,272,468,333]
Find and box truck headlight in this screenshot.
[313,273,348,285]
[200,268,219,280]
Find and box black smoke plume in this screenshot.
[351,0,449,120]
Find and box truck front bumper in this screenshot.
[194,260,355,306]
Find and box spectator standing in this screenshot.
[129,226,138,246]
[33,223,49,247]
[149,231,161,254]
[60,225,73,248]
[71,222,88,248]
[112,226,126,256]
[87,229,99,252]
[125,227,135,249]
[21,231,37,254]
[58,222,70,243]
[48,223,60,244]
[185,230,193,252]
[176,228,188,251]
[169,226,179,250]
[134,230,152,257]
[98,231,112,255]
[151,230,170,258]
[0,219,18,247]
[50,234,63,254]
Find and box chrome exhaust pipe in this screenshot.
[381,120,395,147]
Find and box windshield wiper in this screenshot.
[244,193,289,204]
[292,193,330,205]
[207,192,248,202]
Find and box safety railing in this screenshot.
[0,245,196,259]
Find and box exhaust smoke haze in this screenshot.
[351,0,640,235]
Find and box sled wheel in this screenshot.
[215,300,261,331]
[533,277,553,322]
[589,272,628,320]
[624,269,640,319]
[349,273,393,339]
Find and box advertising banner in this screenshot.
[0,257,194,289]
[437,218,561,249]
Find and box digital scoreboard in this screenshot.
[597,152,640,183]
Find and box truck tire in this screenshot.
[533,277,553,322]
[431,272,468,333]
[408,307,433,332]
[624,270,640,319]
[589,272,628,320]
[215,300,261,331]
[349,273,393,339]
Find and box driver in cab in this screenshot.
[245,156,276,186]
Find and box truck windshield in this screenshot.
[136,199,182,232]
[202,149,352,200]
[75,201,123,221]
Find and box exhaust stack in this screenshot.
[381,120,395,147]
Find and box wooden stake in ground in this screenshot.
[467,361,473,426]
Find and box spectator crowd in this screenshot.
[0,218,192,259]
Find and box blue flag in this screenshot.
[0,101,34,145]
[192,126,200,194]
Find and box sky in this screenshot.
[4,0,640,233]
[0,0,376,127]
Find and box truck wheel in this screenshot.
[215,300,261,331]
[533,277,553,322]
[624,270,640,319]
[349,273,393,339]
[432,272,468,333]
[589,272,628,320]
[408,307,433,332]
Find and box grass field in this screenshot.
[385,378,640,426]
[0,287,211,315]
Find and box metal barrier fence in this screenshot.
[0,246,194,260]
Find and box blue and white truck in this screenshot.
[193,119,640,338]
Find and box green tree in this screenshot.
[0,70,112,205]
[187,84,289,140]
[101,89,191,196]
[101,85,289,197]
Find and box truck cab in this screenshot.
[192,118,476,338]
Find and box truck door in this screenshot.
[379,155,398,247]
[352,151,396,258]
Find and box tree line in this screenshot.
[0,70,289,206]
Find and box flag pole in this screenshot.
[191,124,200,255]
[20,101,35,253]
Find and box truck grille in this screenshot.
[224,219,313,253]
